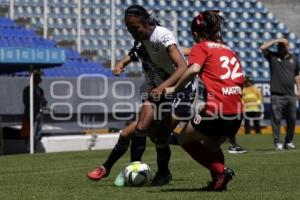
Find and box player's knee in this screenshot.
[150,135,168,146]
[119,129,132,138]
[134,127,148,138]
[117,135,130,147]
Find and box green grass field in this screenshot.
[0,134,299,200]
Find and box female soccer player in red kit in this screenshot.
[166,10,244,191]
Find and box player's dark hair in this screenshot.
[191,10,223,42]
[125,5,150,24]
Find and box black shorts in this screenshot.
[151,81,195,120]
[172,82,195,119]
[190,112,242,138]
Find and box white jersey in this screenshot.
[142,26,185,75]
[134,45,168,93]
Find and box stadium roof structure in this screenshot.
[0,47,65,74]
[0,47,65,154]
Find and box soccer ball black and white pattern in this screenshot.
[124,161,152,187]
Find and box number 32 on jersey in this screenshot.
[220,56,243,80]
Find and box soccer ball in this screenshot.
[124,161,152,187]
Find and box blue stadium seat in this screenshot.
[238,41,246,49]
[251,70,258,78]
[262,32,272,40]
[2,1,299,79]
[288,32,297,41]
[254,1,267,12]
[275,32,284,39]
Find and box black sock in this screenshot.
[168,132,179,145]
[229,136,237,146]
[156,143,171,175]
[130,129,147,162]
[103,139,129,171]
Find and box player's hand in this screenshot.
[149,86,164,97]
[112,66,124,76]
[164,87,176,94]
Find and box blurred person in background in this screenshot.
[242,76,262,134]
[21,71,47,150]
[260,38,300,150]
[227,135,247,154]
[227,76,263,154]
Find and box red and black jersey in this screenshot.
[189,40,244,115]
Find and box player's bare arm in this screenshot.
[150,44,187,96]
[165,63,200,94]
[181,47,191,56]
[112,55,132,76]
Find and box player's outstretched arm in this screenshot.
[112,55,132,76]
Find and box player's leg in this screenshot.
[100,101,154,167]
[103,122,137,170]
[179,120,224,169]
[169,82,196,145]
[147,85,195,186]
[171,88,232,188]
[131,100,155,161]
[87,121,137,181]
[206,129,238,191]
[179,115,242,191]
[148,90,194,186]
[148,115,177,186]
[179,121,227,191]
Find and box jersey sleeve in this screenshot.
[160,29,177,48]
[188,45,208,68]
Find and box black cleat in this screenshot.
[150,172,172,186]
[228,145,247,154]
[201,167,235,192]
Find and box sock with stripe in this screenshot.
[130,128,147,162]
[103,137,130,171]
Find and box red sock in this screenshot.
[181,141,225,173]
[209,148,225,174]
[210,162,224,174]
